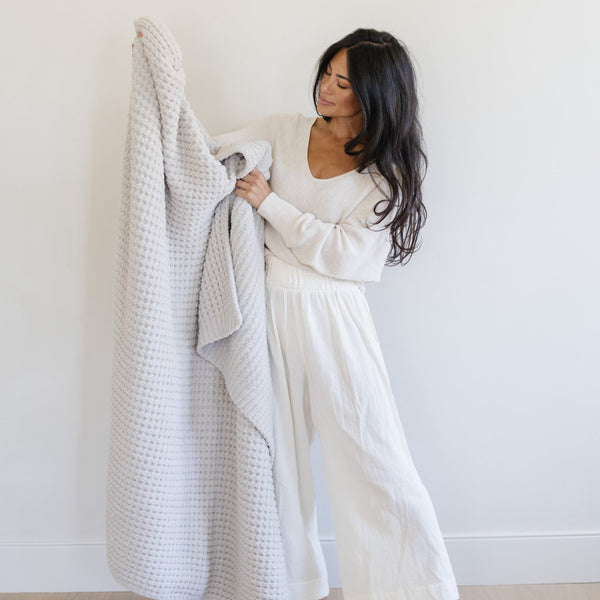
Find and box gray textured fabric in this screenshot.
[106,15,288,600]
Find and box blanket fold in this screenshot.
[106,15,288,600]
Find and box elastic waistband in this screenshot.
[265,254,365,293]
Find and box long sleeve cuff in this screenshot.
[256,191,302,226]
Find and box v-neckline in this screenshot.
[304,117,358,182]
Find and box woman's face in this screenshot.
[317,48,362,119]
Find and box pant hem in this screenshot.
[341,576,460,600]
[287,575,330,600]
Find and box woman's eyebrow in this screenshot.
[327,62,351,81]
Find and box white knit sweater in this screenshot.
[106,16,287,600]
[214,113,396,283]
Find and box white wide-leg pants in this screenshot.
[264,253,459,600]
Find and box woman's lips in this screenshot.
[318,97,334,105]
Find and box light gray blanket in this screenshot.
[106,15,287,600]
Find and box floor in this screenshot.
[1,584,600,600]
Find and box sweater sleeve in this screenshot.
[256,186,395,283]
[213,113,281,148]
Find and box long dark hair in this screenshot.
[311,29,428,266]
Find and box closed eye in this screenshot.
[324,70,349,89]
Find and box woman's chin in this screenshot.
[317,104,335,116]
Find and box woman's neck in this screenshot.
[319,114,364,142]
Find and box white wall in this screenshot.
[1,0,598,592]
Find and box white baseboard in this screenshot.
[0,532,599,593]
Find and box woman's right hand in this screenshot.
[131,31,143,55]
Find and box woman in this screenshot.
[215,29,460,600]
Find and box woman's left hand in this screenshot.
[235,169,272,209]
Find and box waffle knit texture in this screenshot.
[105,16,288,600]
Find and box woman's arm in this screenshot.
[257,187,395,283]
[213,113,282,148]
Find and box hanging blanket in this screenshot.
[105,15,288,600]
